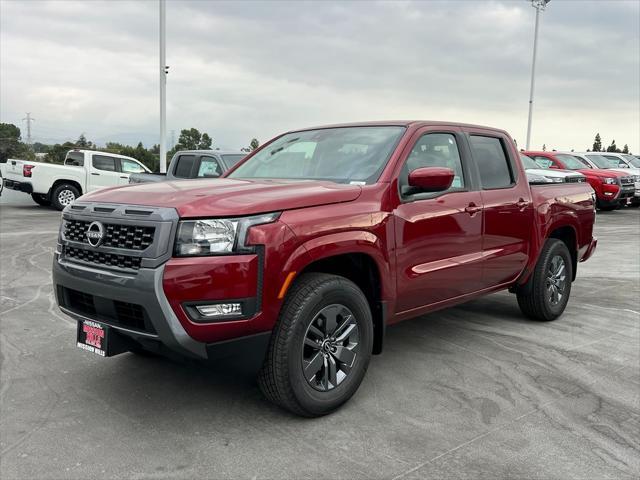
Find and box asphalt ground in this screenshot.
[1,187,639,479]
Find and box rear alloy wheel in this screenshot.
[31,193,51,206]
[517,238,573,321]
[258,273,373,417]
[51,183,80,210]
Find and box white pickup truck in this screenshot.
[2,150,150,210]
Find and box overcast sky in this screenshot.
[1,0,639,152]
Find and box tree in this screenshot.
[44,141,76,164]
[592,133,602,152]
[606,140,620,153]
[174,128,213,151]
[76,133,94,149]
[542,143,546,151]
[0,123,23,162]
[622,144,629,154]
[250,138,260,151]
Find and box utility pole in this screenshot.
[159,0,168,172]
[525,0,550,151]
[22,112,35,146]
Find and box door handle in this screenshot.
[465,203,482,215]
[91,173,100,176]
[120,176,127,179]
[516,198,530,210]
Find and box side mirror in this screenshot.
[408,167,454,193]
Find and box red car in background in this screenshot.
[524,151,634,211]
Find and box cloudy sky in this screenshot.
[1,0,639,152]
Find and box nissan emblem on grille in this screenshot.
[86,221,105,247]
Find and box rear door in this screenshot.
[466,130,534,288]
[88,154,122,191]
[393,127,484,313]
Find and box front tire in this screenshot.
[517,239,573,321]
[51,183,80,210]
[31,193,51,206]
[258,273,373,417]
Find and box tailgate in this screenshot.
[7,159,26,176]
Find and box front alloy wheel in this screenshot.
[302,304,360,392]
[258,273,373,417]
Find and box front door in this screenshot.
[394,128,484,314]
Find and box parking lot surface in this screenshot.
[1,189,639,479]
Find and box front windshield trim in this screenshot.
[228,126,407,185]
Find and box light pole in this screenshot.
[159,0,167,173]
[525,0,550,151]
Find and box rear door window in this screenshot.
[65,152,84,166]
[469,136,514,189]
[173,155,196,178]
[92,155,117,172]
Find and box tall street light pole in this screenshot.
[159,0,167,173]
[525,0,550,151]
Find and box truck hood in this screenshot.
[577,168,627,179]
[526,168,584,179]
[79,178,362,217]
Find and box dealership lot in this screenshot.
[1,190,638,479]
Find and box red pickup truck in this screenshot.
[53,122,597,416]
[524,151,635,210]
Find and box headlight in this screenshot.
[602,177,616,185]
[544,176,564,183]
[634,175,640,182]
[175,212,280,256]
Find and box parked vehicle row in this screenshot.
[523,151,639,210]
[2,150,150,210]
[129,150,245,184]
[51,121,598,417]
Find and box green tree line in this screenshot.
[0,123,260,171]
[589,133,632,154]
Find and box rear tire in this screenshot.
[258,273,373,417]
[31,193,51,206]
[51,183,80,210]
[517,239,573,321]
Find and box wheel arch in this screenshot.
[280,231,393,355]
[547,224,578,281]
[49,178,83,198]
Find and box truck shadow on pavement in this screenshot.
[77,292,534,421]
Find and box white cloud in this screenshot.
[1,0,638,152]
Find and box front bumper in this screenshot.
[3,178,33,194]
[53,252,270,360]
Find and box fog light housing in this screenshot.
[195,303,243,318]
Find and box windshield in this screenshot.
[623,155,640,168]
[221,154,245,168]
[585,154,617,169]
[553,154,588,170]
[519,154,541,170]
[228,126,406,184]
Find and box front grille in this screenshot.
[566,176,586,183]
[64,219,155,250]
[620,176,634,185]
[60,286,155,333]
[64,246,142,270]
